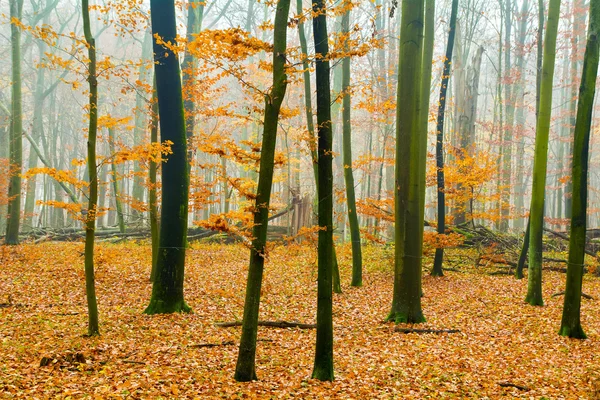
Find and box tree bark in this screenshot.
[234,0,291,382]
[144,0,191,315]
[527,0,561,306]
[387,0,426,324]
[559,0,598,339]
[82,0,100,336]
[432,0,458,277]
[311,0,335,381]
[6,0,24,245]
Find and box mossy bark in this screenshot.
[144,0,191,315]
[432,0,458,277]
[559,0,598,339]
[311,0,335,381]
[82,0,99,336]
[387,0,426,325]
[5,0,24,245]
[527,0,561,307]
[234,0,291,382]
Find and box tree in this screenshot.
[312,0,335,381]
[432,0,459,277]
[234,0,292,382]
[526,0,561,307]
[144,0,191,315]
[341,0,363,287]
[6,0,24,245]
[559,0,599,339]
[82,0,100,336]
[387,0,426,324]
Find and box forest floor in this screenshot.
[0,241,599,399]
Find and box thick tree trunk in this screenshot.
[82,0,100,336]
[387,0,426,324]
[432,0,458,277]
[527,0,561,306]
[144,0,191,315]
[559,0,598,339]
[234,0,291,382]
[311,0,335,381]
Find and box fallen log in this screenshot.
[189,340,235,348]
[215,320,316,329]
[497,382,530,391]
[395,328,460,334]
[551,291,594,300]
[543,227,598,258]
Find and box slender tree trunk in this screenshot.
[82,0,100,336]
[432,0,458,277]
[387,0,426,324]
[296,0,341,293]
[149,79,159,282]
[559,0,598,339]
[341,1,363,287]
[131,30,153,222]
[527,0,561,307]
[419,0,435,270]
[311,0,335,381]
[500,0,514,232]
[234,0,291,382]
[108,128,126,233]
[144,0,191,315]
[5,0,24,245]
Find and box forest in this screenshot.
[1,0,599,397]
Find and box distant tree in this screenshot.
[432,0,459,277]
[312,0,335,381]
[234,0,291,382]
[144,0,191,315]
[527,0,561,306]
[5,0,24,245]
[559,0,599,339]
[387,0,426,324]
[82,0,100,336]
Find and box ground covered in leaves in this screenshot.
[1,241,599,399]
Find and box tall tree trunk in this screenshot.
[387,0,426,324]
[149,79,159,282]
[233,0,291,382]
[341,1,363,287]
[144,0,191,315]
[311,0,335,381]
[82,0,100,336]
[527,0,561,306]
[432,0,458,277]
[559,0,598,339]
[6,0,24,245]
[296,0,342,293]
